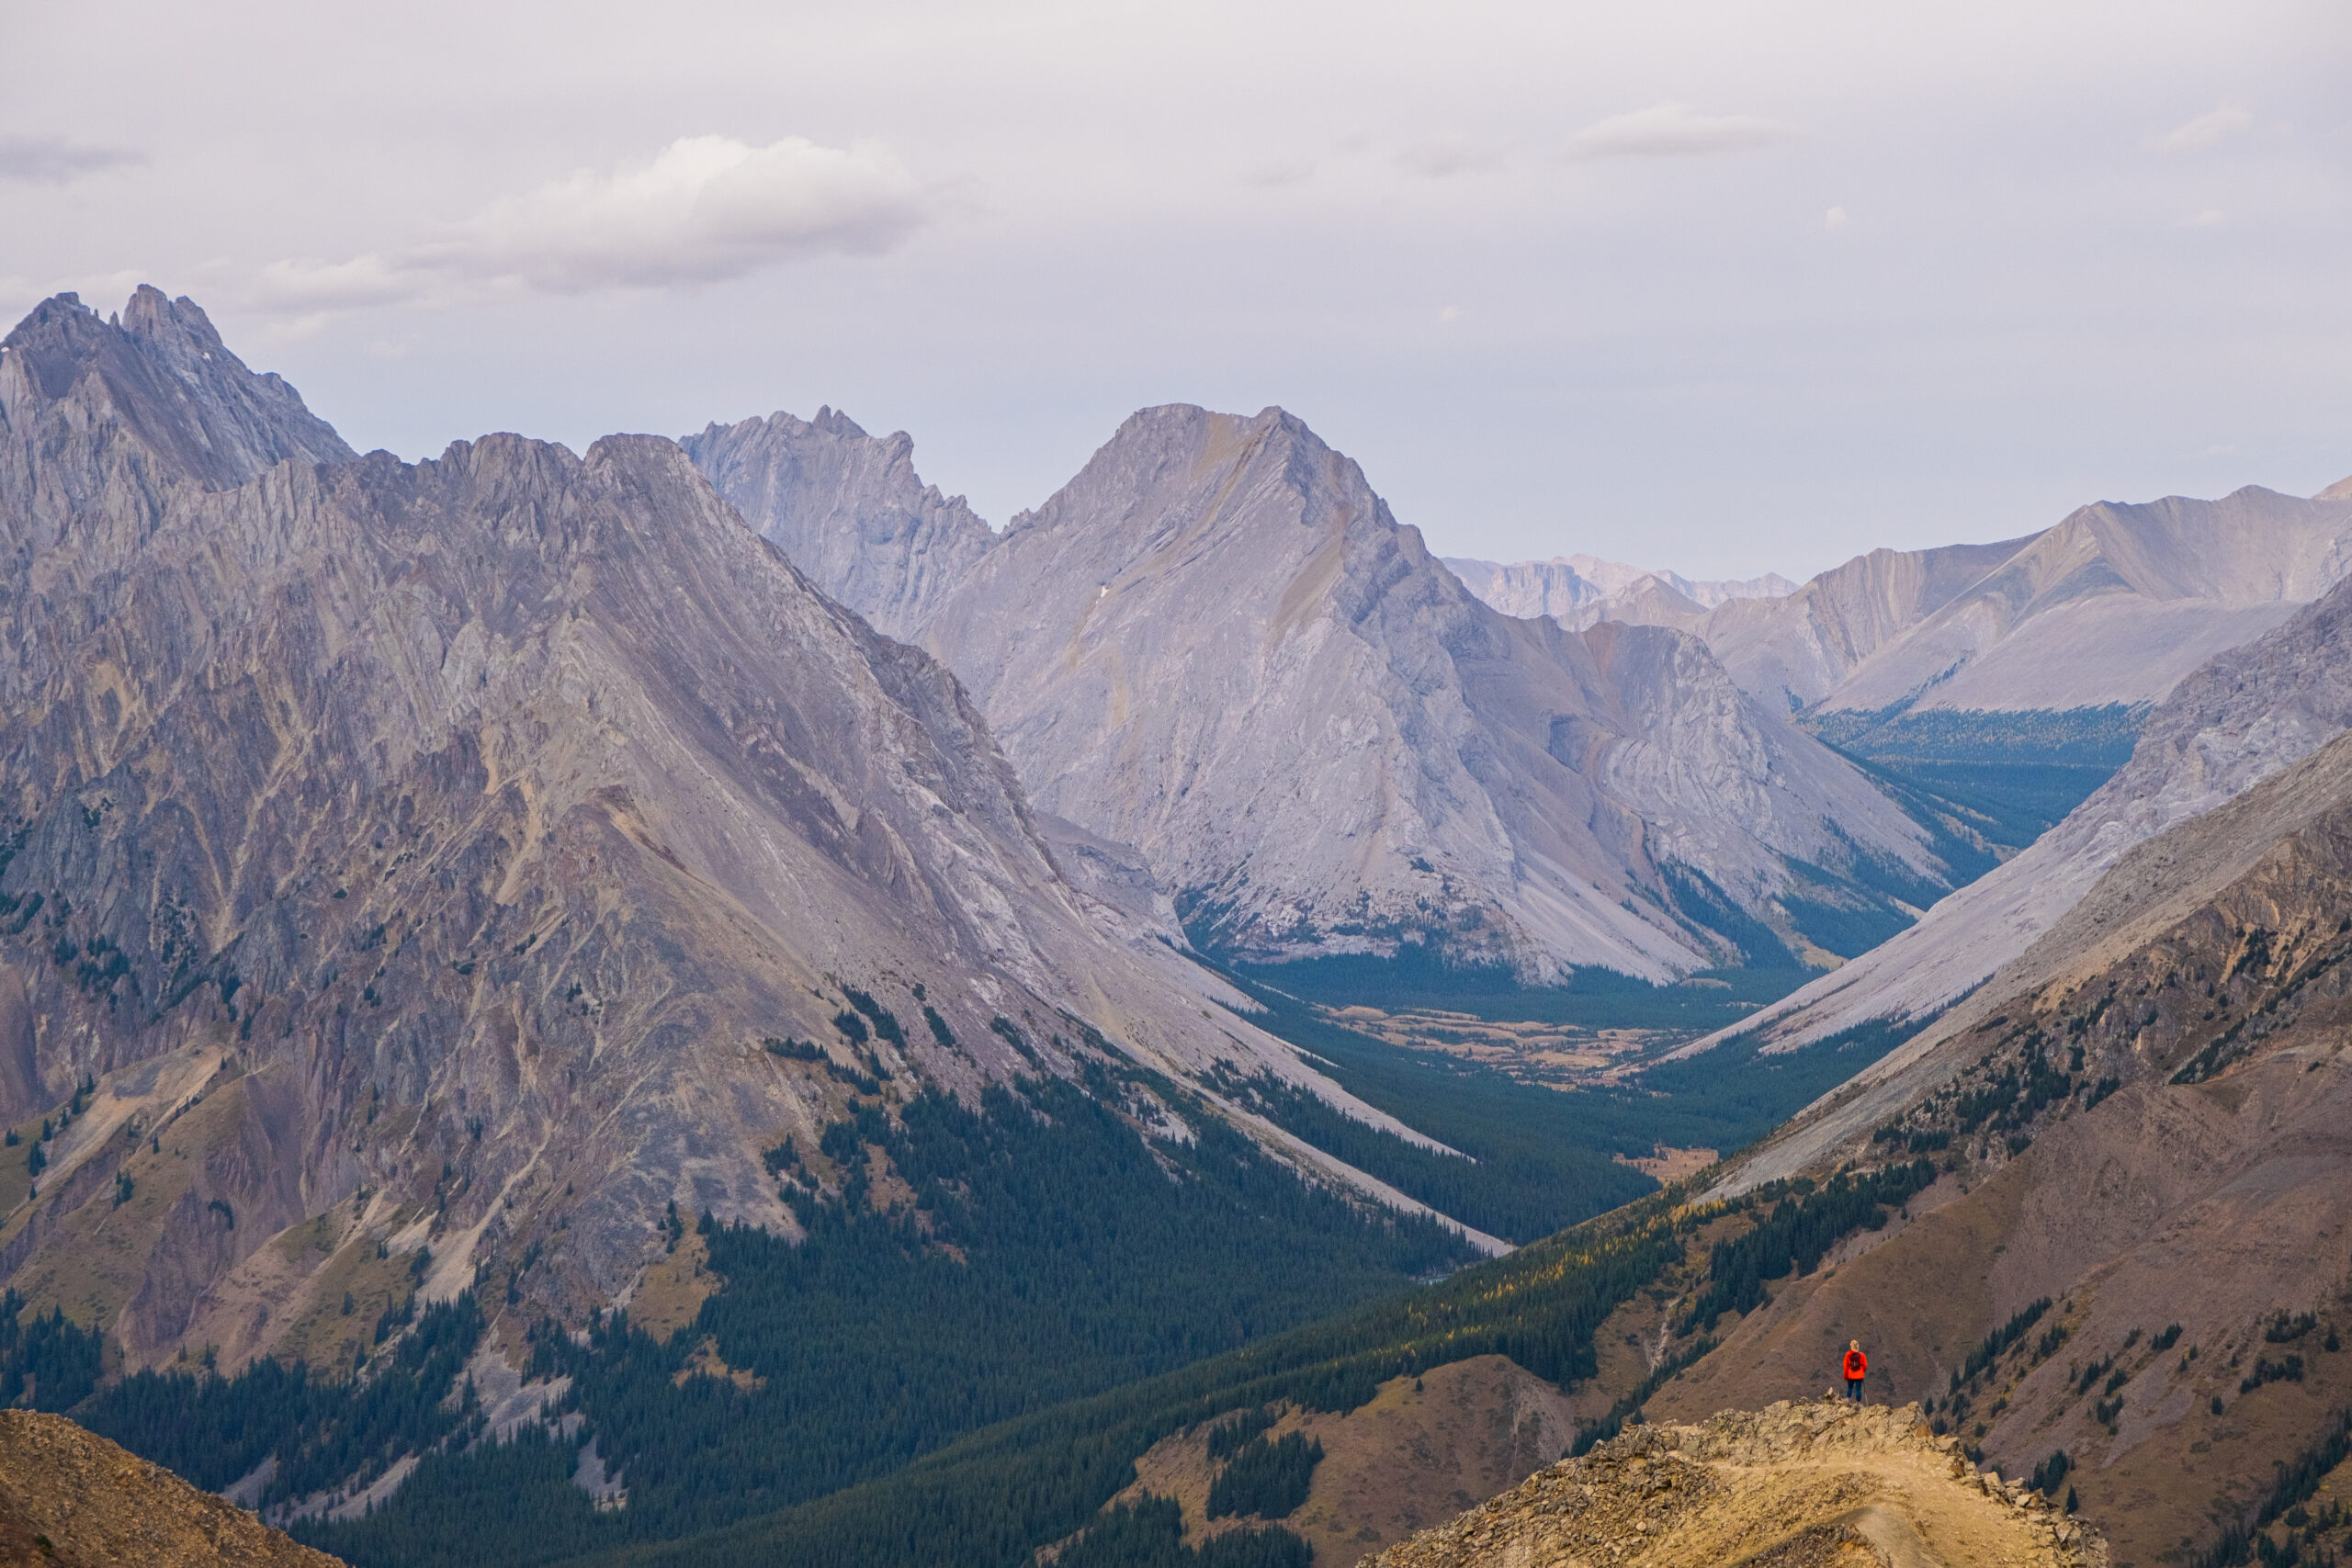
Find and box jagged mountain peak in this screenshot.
[894,400,1946,981]
[0,286,353,497]
[681,403,992,639]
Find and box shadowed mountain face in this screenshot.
[0,293,1414,1371]
[705,403,1957,982]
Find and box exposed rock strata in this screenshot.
[1477,488,2352,718]
[1654,739,2352,1562]
[682,407,993,641]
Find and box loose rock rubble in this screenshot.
[1361,1399,2110,1568]
[0,1409,344,1566]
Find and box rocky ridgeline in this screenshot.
[0,1410,343,1566]
[1363,1399,2109,1568]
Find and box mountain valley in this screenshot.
[0,288,2348,1568]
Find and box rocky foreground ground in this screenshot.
[0,1410,340,1567]
[1363,1399,2109,1568]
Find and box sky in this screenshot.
[4,0,2347,581]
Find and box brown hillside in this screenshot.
[1096,1356,1575,1563]
[1365,1399,2109,1568]
[1644,731,2352,1568]
[0,1409,342,1566]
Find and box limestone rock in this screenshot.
[907,406,1944,981]
[681,407,993,641]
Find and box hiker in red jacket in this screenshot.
[1842,1340,1868,1403]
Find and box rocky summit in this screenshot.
[1363,1399,2108,1568]
[707,402,1957,981]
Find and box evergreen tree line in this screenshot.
[81,1294,485,1507]
[1052,1497,1312,1568]
[1204,1432,1323,1520]
[1215,1067,1634,1244]
[311,1066,1477,1563]
[531,1200,1693,1568]
[1204,1407,1278,1462]
[1683,1161,1937,1331]
[313,1189,1690,1568]
[0,1288,101,1411]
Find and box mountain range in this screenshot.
[695,404,1971,982]
[3,288,2350,1568]
[1438,555,1797,622]
[0,289,1474,1381]
[1453,488,2352,719]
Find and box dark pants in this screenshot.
[1845,1377,1864,1403]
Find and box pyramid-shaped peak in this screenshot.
[2,286,355,499]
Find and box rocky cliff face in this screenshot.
[902,406,1943,982]
[681,408,994,640]
[0,294,1442,1372]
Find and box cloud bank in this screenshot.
[261,135,928,317]
[2156,104,2252,153]
[1563,102,1802,159]
[0,137,144,185]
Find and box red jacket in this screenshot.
[1843,1348,1868,1381]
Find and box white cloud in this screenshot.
[1563,102,1802,160]
[256,135,929,318]
[2154,103,2251,153]
[1395,135,1508,179]
[0,136,143,185]
[2181,208,2225,227]
[1824,206,1849,231]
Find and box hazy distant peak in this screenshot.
[684,401,994,639]
[2318,472,2352,502]
[808,404,871,439]
[1442,552,1793,625]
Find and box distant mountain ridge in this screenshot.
[1454,486,2352,719]
[1441,555,1797,624]
[1672,561,2352,1064]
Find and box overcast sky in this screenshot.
[5,0,2346,579]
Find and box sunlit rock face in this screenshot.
[716,402,1947,982]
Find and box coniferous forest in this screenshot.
[0,995,1928,1568]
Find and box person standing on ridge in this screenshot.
[1842,1340,1868,1403]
